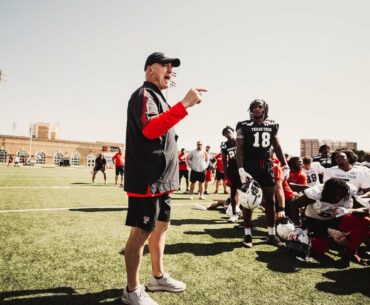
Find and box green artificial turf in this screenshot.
[0,166,369,305]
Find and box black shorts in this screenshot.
[125,194,171,231]
[179,170,189,180]
[228,170,242,189]
[215,170,224,180]
[190,170,205,183]
[115,166,124,176]
[245,159,275,187]
[94,167,105,172]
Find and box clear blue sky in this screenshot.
[1,0,369,155]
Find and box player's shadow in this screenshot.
[255,250,352,273]
[69,207,127,212]
[316,267,370,297]
[0,287,123,305]
[255,249,306,273]
[170,219,223,225]
[184,228,242,239]
[70,182,92,185]
[119,241,242,256]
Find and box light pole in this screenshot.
[29,123,33,163]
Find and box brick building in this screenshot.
[0,134,124,167]
[300,138,358,157]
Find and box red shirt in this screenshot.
[288,171,307,185]
[273,161,294,200]
[178,152,188,171]
[112,152,124,167]
[214,153,224,172]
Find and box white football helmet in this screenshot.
[286,228,310,259]
[238,180,263,209]
[276,218,295,241]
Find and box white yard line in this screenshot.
[0,202,204,213]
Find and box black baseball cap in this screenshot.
[144,52,181,71]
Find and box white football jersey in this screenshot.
[304,184,355,220]
[303,162,325,187]
[324,165,370,190]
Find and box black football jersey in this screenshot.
[236,119,279,161]
[221,140,238,171]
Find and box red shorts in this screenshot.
[205,170,212,182]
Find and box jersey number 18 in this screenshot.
[253,132,271,148]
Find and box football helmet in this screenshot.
[276,217,295,241]
[286,228,310,260]
[238,180,263,209]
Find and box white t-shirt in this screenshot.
[187,149,209,172]
[323,165,370,190]
[304,184,355,220]
[303,162,325,187]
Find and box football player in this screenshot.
[324,150,370,195]
[236,99,289,248]
[221,126,242,222]
[302,156,325,187]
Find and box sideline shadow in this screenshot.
[0,287,122,305]
[316,267,370,297]
[70,207,127,212]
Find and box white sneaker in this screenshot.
[189,196,193,200]
[121,285,158,305]
[199,195,206,200]
[228,214,239,223]
[147,273,186,292]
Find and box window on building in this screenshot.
[17,150,27,163]
[54,153,64,166]
[70,153,80,166]
[0,149,7,163]
[36,152,46,164]
[87,153,95,167]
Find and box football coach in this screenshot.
[122,52,207,305]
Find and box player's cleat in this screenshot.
[204,191,209,195]
[267,234,284,248]
[121,285,158,305]
[199,195,206,200]
[147,273,186,292]
[243,235,253,248]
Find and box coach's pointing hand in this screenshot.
[182,88,208,108]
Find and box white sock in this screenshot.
[244,228,252,236]
[268,226,276,235]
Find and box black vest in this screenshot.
[124,81,179,194]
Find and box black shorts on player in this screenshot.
[215,170,224,181]
[245,159,275,187]
[125,194,171,231]
[115,166,124,176]
[190,170,205,183]
[179,170,189,180]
